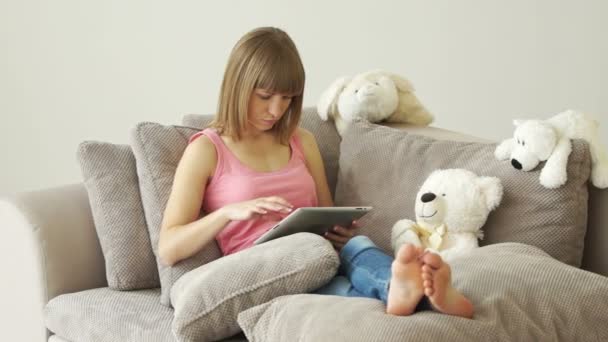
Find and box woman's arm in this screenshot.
[158,136,229,266]
[298,128,334,207]
[298,128,357,250]
[159,135,295,265]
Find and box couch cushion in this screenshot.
[130,122,222,306]
[44,288,248,342]
[181,107,342,198]
[336,122,591,267]
[44,288,173,342]
[171,233,339,342]
[77,142,159,290]
[238,243,608,341]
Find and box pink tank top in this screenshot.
[189,128,318,255]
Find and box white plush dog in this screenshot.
[316,70,434,135]
[391,169,503,262]
[495,110,608,189]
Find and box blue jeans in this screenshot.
[314,235,392,304]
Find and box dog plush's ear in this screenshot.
[494,138,515,160]
[531,123,558,161]
[317,76,350,121]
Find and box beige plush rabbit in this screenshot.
[317,70,434,135]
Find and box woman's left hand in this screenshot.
[324,220,360,251]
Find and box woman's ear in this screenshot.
[317,76,350,121]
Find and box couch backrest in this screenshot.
[385,122,608,277]
[183,108,607,277]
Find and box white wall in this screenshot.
[1,0,607,340]
[2,0,607,196]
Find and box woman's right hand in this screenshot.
[219,196,294,221]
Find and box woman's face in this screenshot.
[247,88,293,132]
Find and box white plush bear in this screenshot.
[494,110,608,189]
[391,169,503,262]
[316,70,434,136]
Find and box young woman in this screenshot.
[158,26,473,318]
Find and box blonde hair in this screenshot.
[210,27,305,144]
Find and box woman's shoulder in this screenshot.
[183,132,217,167]
[188,132,215,150]
[294,127,320,155]
[295,127,315,144]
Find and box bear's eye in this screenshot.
[522,141,526,146]
[355,89,359,94]
[375,82,379,86]
[442,193,446,197]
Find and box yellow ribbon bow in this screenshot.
[411,223,447,250]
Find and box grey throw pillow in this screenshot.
[238,243,608,342]
[130,122,221,306]
[182,107,342,198]
[77,142,159,290]
[336,122,591,267]
[171,233,339,342]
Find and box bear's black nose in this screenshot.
[421,193,436,203]
[511,159,522,170]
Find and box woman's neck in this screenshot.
[240,129,278,144]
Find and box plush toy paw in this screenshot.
[494,138,514,161]
[591,161,608,189]
[391,219,420,252]
[539,164,568,189]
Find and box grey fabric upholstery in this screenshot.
[386,122,608,277]
[44,288,174,342]
[238,243,608,342]
[44,288,248,342]
[583,186,608,275]
[0,183,107,302]
[336,121,591,267]
[77,142,159,290]
[171,233,339,342]
[130,122,222,306]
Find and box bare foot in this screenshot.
[421,252,474,318]
[386,244,424,316]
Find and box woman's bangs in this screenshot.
[255,52,304,96]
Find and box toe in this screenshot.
[396,243,417,263]
[422,252,443,269]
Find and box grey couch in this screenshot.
[2,109,607,342]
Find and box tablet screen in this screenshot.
[253,206,372,245]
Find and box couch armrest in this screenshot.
[0,183,107,340]
[583,187,608,277]
[1,183,107,301]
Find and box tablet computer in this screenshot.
[253,206,372,245]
